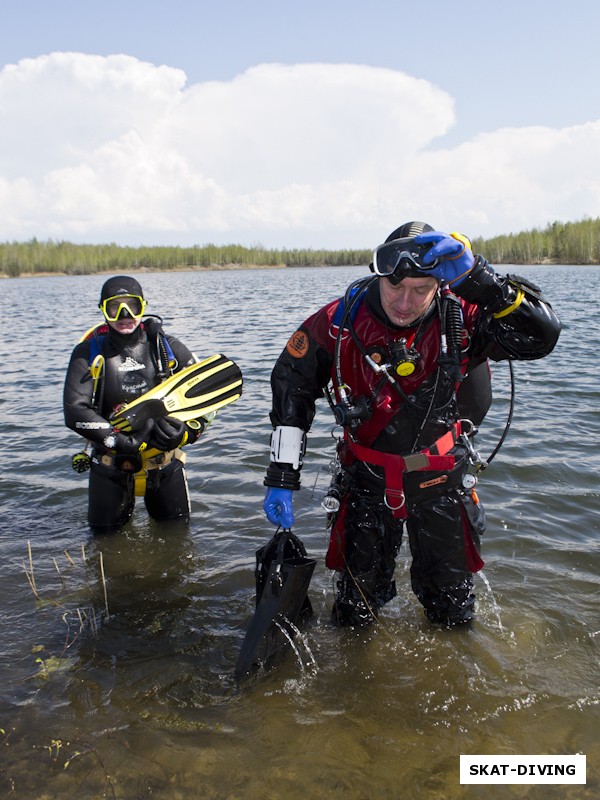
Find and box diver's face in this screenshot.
[379,276,439,326]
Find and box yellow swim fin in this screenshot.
[110,354,242,433]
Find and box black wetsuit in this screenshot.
[266,263,561,626]
[64,320,198,531]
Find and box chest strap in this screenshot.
[345,421,463,518]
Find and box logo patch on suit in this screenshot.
[286,330,309,359]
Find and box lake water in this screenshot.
[0,265,598,799]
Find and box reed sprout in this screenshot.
[22,541,110,653]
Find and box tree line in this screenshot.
[2,217,600,277]
[0,239,371,277]
[471,217,600,265]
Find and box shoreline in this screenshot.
[0,263,290,279]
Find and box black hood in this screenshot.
[99,275,144,304]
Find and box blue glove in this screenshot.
[263,487,295,528]
[414,231,475,286]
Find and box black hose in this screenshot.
[483,360,516,467]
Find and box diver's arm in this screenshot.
[413,231,561,361]
[265,321,334,491]
[455,257,562,361]
[263,323,332,526]
[63,343,114,447]
[149,329,205,445]
[269,325,334,430]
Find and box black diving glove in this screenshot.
[149,416,188,451]
[112,419,155,454]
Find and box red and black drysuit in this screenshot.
[64,320,200,531]
[265,258,561,626]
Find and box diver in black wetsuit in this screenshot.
[64,276,203,532]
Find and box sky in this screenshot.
[1,0,599,249]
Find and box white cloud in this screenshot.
[0,52,598,247]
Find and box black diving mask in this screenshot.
[371,237,440,281]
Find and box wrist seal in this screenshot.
[264,463,301,490]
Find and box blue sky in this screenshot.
[1,0,599,248]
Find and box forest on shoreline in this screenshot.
[2,217,600,277]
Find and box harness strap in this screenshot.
[422,421,463,456]
[345,421,463,518]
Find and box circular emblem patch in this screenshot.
[286,330,309,359]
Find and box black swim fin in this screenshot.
[110,354,243,432]
[234,528,316,682]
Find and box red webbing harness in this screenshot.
[344,421,464,519]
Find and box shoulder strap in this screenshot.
[331,285,366,331]
[89,334,105,364]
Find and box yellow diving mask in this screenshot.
[100,294,147,322]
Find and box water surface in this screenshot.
[0,265,598,798]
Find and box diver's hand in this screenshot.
[263,487,295,528]
[414,231,475,286]
[150,416,187,451]
[113,420,155,454]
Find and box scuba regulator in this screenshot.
[389,337,420,377]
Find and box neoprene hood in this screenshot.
[99,276,144,305]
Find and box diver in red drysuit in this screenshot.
[262,222,561,627]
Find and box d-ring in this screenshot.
[384,490,406,511]
[458,418,475,437]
